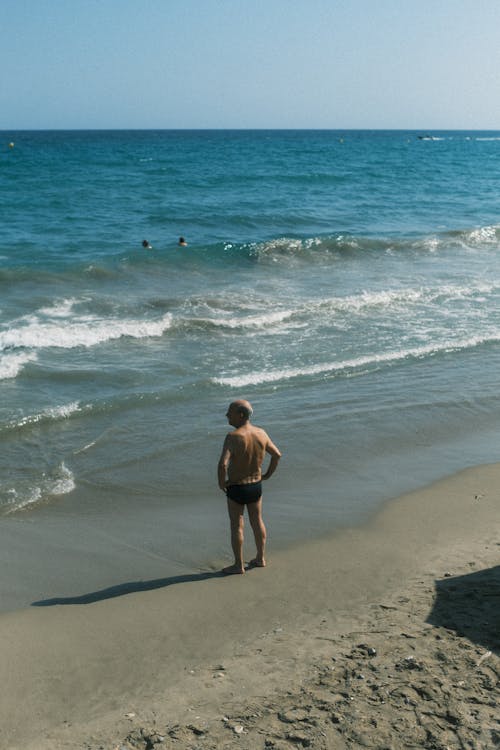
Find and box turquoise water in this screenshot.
[2,130,500,608]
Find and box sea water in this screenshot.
[1,130,500,609]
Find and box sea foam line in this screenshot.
[193,280,497,332]
[462,225,500,246]
[191,309,295,330]
[0,351,38,380]
[323,281,496,313]
[4,402,81,431]
[212,332,500,388]
[38,297,80,317]
[247,226,500,261]
[0,313,173,351]
[3,462,76,515]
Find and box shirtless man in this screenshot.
[218,399,281,575]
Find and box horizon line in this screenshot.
[2,126,500,133]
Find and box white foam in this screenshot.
[195,281,497,338]
[213,332,500,388]
[206,310,295,329]
[49,462,76,496]
[13,402,81,429]
[4,486,42,513]
[0,351,38,380]
[73,439,97,455]
[420,236,440,253]
[322,288,425,312]
[255,237,305,254]
[307,282,495,318]
[38,297,80,317]
[0,313,173,351]
[4,462,75,514]
[48,402,80,419]
[463,225,499,245]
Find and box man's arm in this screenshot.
[262,439,281,481]
[217,436,231,491]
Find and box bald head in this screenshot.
[226,399,253,426]
[230,399,253,418]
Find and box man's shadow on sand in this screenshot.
[426,564,500,656]
[31,570,225,607]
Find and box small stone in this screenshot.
[445,709,462,726]
[278,708,310,723]
[233,724,245,734]
[395,656,424,671]
[188,724,207,736]
[286,731,311,746]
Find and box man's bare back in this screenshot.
[222,423,273,485]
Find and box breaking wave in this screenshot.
[0,312,173,351]
[2,402,82,433]
[2,462,76,515]
[213,332,500,388]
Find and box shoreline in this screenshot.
[1,427,498,617]
[1,461,499,749]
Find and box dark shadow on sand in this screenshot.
[31,570,225,607]
[426,565,500,656]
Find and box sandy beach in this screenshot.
[1,462,498,750]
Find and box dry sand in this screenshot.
[1,463,498,750]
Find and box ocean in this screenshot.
[2,129,500,610]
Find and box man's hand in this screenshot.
[218,443,230,492]
[262,451,281,481]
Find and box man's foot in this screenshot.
[248,558,266,568]
[222,564,245,575]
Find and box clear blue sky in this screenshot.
[2,0,500,129]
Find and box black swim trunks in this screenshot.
[226,481,262,505]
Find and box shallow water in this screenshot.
[2,130,500,609]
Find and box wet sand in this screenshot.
[1,462,499,750]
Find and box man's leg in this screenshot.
[247,498,266,567]
[225,498,245,574]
